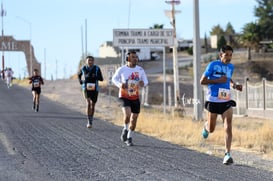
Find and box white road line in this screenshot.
[0,132,16,155]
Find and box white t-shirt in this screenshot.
[5,69,13,79]
[112,65,148,100]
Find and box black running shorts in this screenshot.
[205,100,236,114]
[119,98,140,114]
[83,90,98,103]
[32,87,41,94]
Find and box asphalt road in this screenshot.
[0,81,272,181]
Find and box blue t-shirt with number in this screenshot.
[203,60,234,102]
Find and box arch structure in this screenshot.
[0,35,41,76]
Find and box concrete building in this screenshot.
[99,41,120,58]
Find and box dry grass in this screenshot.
[12,78,29,86]
[109,106,273,158]
[233,120,273,154]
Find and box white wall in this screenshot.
[99,42,119,58]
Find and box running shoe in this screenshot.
[223,152,234,165]
[125,137,133,146]
[120,128,128,142]
[202,127,209,139]
[35,105,39,112]
[86,120,92,128]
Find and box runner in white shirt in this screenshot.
[5,68,14,88]
[112,51,148,146]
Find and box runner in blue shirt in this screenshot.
[200,45,242,165]
[78,56,104,128]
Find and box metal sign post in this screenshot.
[162,46,167,114]
[107,69,114,105]
[165,0,181,108]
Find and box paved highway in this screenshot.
[0,81,272,181]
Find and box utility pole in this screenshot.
[63,64,66,79]
[193,0,203,120]
[81,25,84,57]
[29,24,32,76]
[1,1,6,79]
[44,48,46,80]
[85,19,87,57]
[165,0,181,107]
[55,59,58,80]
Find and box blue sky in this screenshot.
[3,0,257,80]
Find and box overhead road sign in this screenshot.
[113,29,174,47]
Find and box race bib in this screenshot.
[33,82,40,88]
[127,79,138,96]
[86,83,95,91]
[218,88,230,100]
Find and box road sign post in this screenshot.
[165,0,181,108]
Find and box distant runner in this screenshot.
[29,69,44,112]
[5,67,14,88]
[78,56,104,128]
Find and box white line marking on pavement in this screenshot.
[0,132,16,155]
